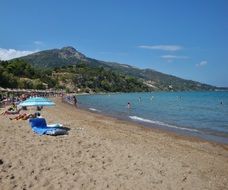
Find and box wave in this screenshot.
[129,116,199,132]
[89,108,101,112]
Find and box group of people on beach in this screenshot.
[0,103,21,115]
[62,94,78,108]
[0,93,32,107]
[0,91,64,109]
[0,100,43,121]
[0,91,46,121]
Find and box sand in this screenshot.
[0,97,228,190]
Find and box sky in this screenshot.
[0,0,227,87]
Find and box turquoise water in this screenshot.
[77,92,228,144]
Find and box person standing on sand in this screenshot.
[73,95,78,108]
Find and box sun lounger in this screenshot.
[29,118,68,136]
[47,123,63,128]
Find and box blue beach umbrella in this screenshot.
[19,97,55,107]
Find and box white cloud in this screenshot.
[161,55,189,59]
[34,41,44,45]
[0,48,36,60]
[196,60,208,67]
[161,55,189,62]
[139,45,182,51]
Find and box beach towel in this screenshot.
[29,118,67,136]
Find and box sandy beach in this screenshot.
[0,97,228,190]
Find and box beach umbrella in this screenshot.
[19,97,55,107]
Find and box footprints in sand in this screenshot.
[0,159,17,189]
[0,136,190,190]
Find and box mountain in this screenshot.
[16,46,217,91]
[17,47,86,68]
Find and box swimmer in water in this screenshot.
[127,102,131,109]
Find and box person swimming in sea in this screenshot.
[127,102,131,109]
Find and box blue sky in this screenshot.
[0,0,227,87]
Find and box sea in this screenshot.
[77,91,228,144]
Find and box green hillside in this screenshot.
[0,60,150,92]
[14,46,218,91]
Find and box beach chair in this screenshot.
[29,118,67,136]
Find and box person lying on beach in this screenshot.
[9,113,38,120]
[0,102,16,113]
[1,108,22,115]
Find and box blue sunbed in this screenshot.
[29,118,67,136]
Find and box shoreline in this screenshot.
[50,97,228,153]
[82,103,228,146]
[73,97,228,145]
[0,97,227,189]
[62,97,228,154]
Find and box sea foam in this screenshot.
[89,108,101,112]
[129,116,199,132]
